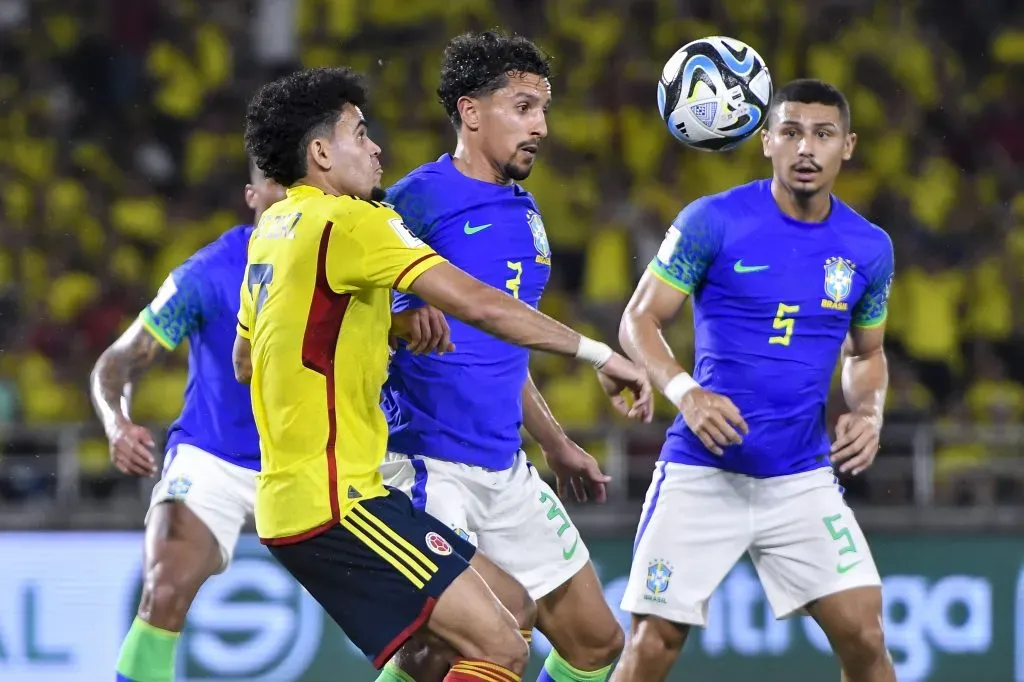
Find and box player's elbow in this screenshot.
[232,336,253,384]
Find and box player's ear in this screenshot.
[244,184,257,211]
[760,128,771,158]
[842,132,857,161]
[309,137,332,172]
[458,96,481,132]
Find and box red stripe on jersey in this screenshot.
[393,253,438,290]
[300,220,350,524]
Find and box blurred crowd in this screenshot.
[0,0,1022,503]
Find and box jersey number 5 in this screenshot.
[769,302,800,346]
[247,264,275,318]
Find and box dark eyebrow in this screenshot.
[354,119,367,134]
[779,120,839,129]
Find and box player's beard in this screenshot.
[503,160,533,182]
[370,185,387,201]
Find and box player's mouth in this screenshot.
[519,144,539,157]
[792,162,820,182]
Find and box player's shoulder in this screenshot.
[181,224,252,275]
[833,198,893,253]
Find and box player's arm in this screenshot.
[90,268,206,476]
[336,208,651,417]
[233,263,255,384]
[831,247,894,474]
[619,204,747,454]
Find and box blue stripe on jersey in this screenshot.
[144,225,260,471]
[654,180,895,477]
[384,155,551,470]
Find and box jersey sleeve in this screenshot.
[648,198,724,295]
[139,261,212,350]
[384,175,433,240]
[851,236,895,328]
[236,264,254,340]
[329,204,446,293]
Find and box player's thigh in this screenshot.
[474,453,589,601]
[267,488,480,670]
[620,463,752,628]
[147,444,253,572]
[382,452,476,543]
[750,468,881,620]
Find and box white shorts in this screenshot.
[621,463,881,626]
[146,444,256,572]
[381,450,590,600]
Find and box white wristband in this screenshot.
[664,372,700,405]
[575,336,614,369]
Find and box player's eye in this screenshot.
[517,102,530,112]
[817,130,830,138]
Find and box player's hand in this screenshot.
[679,388,748,456]
[391,306,455,355]
[830,411,881,475]
[594,353,654,422]
[543,438,611,503]
[106,418,158,477]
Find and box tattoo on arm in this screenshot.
[90,320,167,428]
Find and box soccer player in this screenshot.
[236,67,651,682]
[91,163,285,682]
[612,79,897,682]
[378,31,630,682]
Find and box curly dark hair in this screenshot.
[437,30,551,128]
[245,67,368,187]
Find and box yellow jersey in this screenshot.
[237,185,444,543]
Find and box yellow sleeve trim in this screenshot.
[393,253,446,292]
[648,263,694,295]
[138,312,178,351]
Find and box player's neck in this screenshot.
[771,178,832,223]
[451,140,509,185]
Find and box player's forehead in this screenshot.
[334,103,366,133]
[772,101,843,128]
[494,71,552,104]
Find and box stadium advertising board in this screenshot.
[0,533,1019,681]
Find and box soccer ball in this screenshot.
[657,36,773,152]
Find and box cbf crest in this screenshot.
[526,209,551,264]
[643,559,672,604]
[821,256,856,312]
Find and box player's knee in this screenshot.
[834,620,887,668]
[470,621,530,674]
[560,618,624,670]
[517,591,538,631]
[627,617,686,664]
[140,543,213,628]
[597,622,626,665]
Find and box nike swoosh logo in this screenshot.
[734,260,769,273]
[837,559,863,574]
[562,535,580,561]
[463,221,493,235]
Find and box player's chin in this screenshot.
[505,159,534,182]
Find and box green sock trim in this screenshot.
[116,617,179,682]
[376,661,417,682]
[544,648,613,682]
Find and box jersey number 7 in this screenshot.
[769,302,799,346]
[247,264,275,318]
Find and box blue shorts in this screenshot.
[269,487,476,668]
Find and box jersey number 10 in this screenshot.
[769,302,799,346]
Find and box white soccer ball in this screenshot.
[657,36,773,152]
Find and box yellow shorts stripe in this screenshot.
[344,511,433,583]
[351,503,439,573]
[339,517,427,589]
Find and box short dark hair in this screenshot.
[437,30,551,128]
[769,79,851,130]
[245,67,368,186]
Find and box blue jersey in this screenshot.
[139,225,260,470]
[383,155,552,469]
[652,180,894,477]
